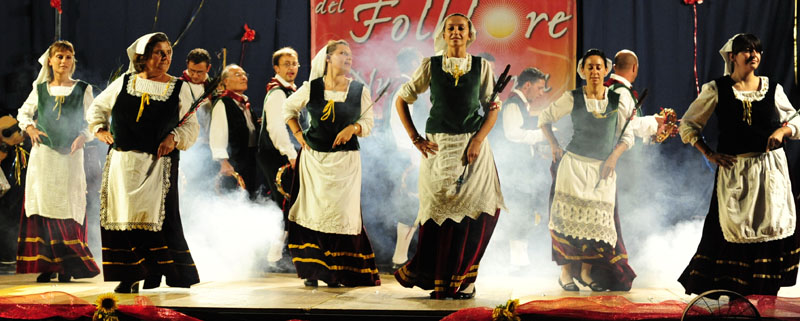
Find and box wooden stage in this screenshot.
[5,271,796,320]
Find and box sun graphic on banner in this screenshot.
[483,7,518,39]
[473,3,527,55]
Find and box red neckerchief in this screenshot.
[604,77,638,99]
[180,70,209,85]
[265,77,297,94]
[221,90,250,110]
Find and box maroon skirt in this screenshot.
[17,214,100,279]
[548,160,636,291]
[678,177,800,296]
[287,221,380,286]
[394,210,500,299]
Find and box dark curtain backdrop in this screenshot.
[0,0,312,117]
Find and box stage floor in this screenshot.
[3,272,798,320]
[2,272,800,320]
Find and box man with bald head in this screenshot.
[605,50,664,142]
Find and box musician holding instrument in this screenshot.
[539,49,637,292]
[87,32,200,293]
[282,39,380,288]
[392,13,505,300]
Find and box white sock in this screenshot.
[392,223,416,264]
[267,231,288,263]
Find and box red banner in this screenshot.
[310,0,577,118]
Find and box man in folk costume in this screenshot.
[87,32,200,293]
[180,48,213,145]
[260,47,299,265]
[209,64,259,197]
[16,41,100,282]
[393,13,505,299]
[488,67,548,269]
[604,50,665,142]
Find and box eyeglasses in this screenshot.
[233,72,249,78]
[280,62,300,68]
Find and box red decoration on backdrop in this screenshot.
[239,23,256,66]
[683,0,703,4]
[50,0,62,14]
[241,23,256,42]
[310,0,577,119]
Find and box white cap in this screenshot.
[433,13,477,56]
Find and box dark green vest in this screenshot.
[565,88,620,160]
[607,82,642,117]
[426,55,483,134]
[303,78,362,152]
[36,81,88,152]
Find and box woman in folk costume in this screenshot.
[87,32,200,293]
[16,40,100,282]
[678,33,800,296]
[282,39,380,287]
[393,13,505,299]
[539,49,636,292]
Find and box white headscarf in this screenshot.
[33,48,53,86]
[719,33,744,76]
[126,32,167,73]
[433,13,477,56]
[576,54,613,80]
[309,46,328,81]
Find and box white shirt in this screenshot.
[209,94,257,160]
[679,77,800,146]
[503,89,544,145]
[539,87,636,149]
[263,75,298,160]
[608,74,659,142]
[87,74,199,151]
[185,80,213,144]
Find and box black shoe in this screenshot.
[114,281,140,293]
[303,279,318,287]
[453,287,476,299]
[325,281,342,288]
[143,275,162,289]
[577,275,606,292]
[558,278,579,292]
[57,273,71,283]
[36,272,53,283]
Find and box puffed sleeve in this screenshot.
[679,81,718,146]
[87,76,125,134]
[16,87,38,131]
[171,82,199,150]
[356,85,374,137]
[81,85,95,141]
[283,81,311,123]
[538,91,574,127]
[774,83,800,139]
[397,57,431,104]
[478,58,500,108]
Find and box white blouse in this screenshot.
[87,74,199,151]
[18,82,94,140]
[538,87,636,149]
[282,78,374,136]
[679,77,800,146]
[397,55,499,107]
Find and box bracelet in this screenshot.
[353,123,360,132]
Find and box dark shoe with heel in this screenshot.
[453,287,476,299]
[57,273,71,283]
[303,279,318,287]
[143,275,162,289]
[36,272,53,283]
[114,281,140,293]
[577,276,607,292]
[558,278,579,292]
